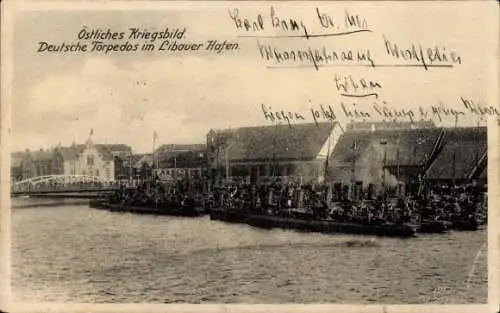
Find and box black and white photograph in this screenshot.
[1,1,499,311]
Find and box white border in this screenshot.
[1,1,498,313]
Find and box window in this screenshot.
[87,156,94,166]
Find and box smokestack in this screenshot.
[397,182,406,198]
[354,181,363,201]
[367,183,375,199]
[342,184,349,201]
[334,182,342,201]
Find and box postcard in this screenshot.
[1,1,499,312]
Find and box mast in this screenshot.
[396,122,401,183]
[452,116,458,186]
[324,123,334,181]
[128,151,132,183]
[474,119,481,167]
[225,144,229,179]
[153,131,159,180]
[273,124,278,178]
[380,139,387,200]
[467,151,487,182]
[351,140,357,186]
[418,127,446,196]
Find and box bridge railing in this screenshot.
[11,181,123,194]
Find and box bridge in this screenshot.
[11,175,125,198]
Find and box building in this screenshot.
[153,144,207,181]
[207,122,341,183]
[346,120,436,132]
[11,150,35,181]
[11,148,67,181]
[31,148,64,177]
[11,143,133,182]
[100,144,135,180]
[54,145,85,175]
[424,127,487,185]
[156,144,206,154]
[206,128,237,171]
[11,156,23,183]
[328,126,487,189]
[119,153,153,180]
[76,142,132,181]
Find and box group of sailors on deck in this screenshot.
[109,179,203,208]
[106,176,487,226]
[206,179,486,226]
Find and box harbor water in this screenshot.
[12,203,487,304]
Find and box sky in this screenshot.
[7,1,499,153]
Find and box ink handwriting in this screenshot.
[229,7,371,39]
[334,74,382,99]
[383,36,462,69]
[228,7,463,71]
[260,98,496,127]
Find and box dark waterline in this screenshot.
[12,204,487,303]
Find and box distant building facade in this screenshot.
[328,126,487,189]
[153,144,207,181]
[11,142,132,182]
[78,142,132,181]
[11,150,35,181]
[55,145,85,175]
[207,122,341,183]
[31,149,64,177]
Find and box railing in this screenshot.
[11,181,123,194]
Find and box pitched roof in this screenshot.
[328,126,487,183]
[426,127,487,180]
[11,157,22,168]
[31,150,55,162]
[158,150,206,168]
[55,146,84,161]
[347,120,436,132]
[133,154,153,168]
[225,122,335,162]
[93,144,132,161]
[156,144,206,154]
[379,128,443,166]
[12,150,31,158]
[100,144,132,152]
[11,151,33,164]
[207,129,237,153]
[330,127,442,168]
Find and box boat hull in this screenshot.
[449,219,479,231]
[210,210,415,238]
[89,200,203,217]
[416,221,448,234]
